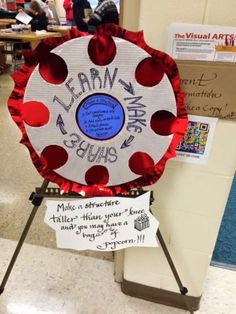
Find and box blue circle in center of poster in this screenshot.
[76,94,125,140]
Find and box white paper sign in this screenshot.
[167,23,236,62]
[15,11,32,25]
[44,192,159,251]
[175,115,218,164]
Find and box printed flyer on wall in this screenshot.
[175,115,218,164]
[167,23,236,62]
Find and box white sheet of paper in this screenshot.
[15,11,32,25]
[175,115,218,164]
[167,23,236,62]
[44,192,159,251]
[35,30,47,34]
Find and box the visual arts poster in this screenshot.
[167,23,236,62]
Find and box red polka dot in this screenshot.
[21,101,49,127]
[88,35,116,66]
[135,57,165,87]
[151,110,177,136]
[41,145,68,169]
[39,53,68,84]
[85,166,109,185]
[129,152,155,175]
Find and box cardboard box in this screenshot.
[176,60,236,120]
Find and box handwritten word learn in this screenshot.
[54,66,147,135]
[53,68,118,112]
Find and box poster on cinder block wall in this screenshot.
[167,23,236,121]
[167,23,236,62]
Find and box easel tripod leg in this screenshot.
[0,180,49,295]
[156,229,195,314]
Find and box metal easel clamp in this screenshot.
[29,192,44,207]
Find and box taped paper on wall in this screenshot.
[175,115,218,164]
[167,23,236,62]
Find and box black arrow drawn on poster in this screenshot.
[121,135,135,149]
[118,79,135,95]
[56,114,67,135]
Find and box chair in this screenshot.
[0,41,6,74]
[3,40,31,71]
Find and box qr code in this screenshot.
[176,121,209,155]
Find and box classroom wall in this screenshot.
[122,0,236,50]
[120,0,140,31]
[119,0,236,306]
[54,0,66,21]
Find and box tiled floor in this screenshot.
[1,66,236,313]
[0,238,236,314]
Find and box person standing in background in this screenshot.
[72,0,91,32]
[37,0,54,20]
[63,0,75,26]
[0,0,7,11]
[84,0,119,32]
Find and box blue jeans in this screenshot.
[66,20,76,26]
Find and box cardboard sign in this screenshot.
[176,60,236,120]
[44,192,159,251]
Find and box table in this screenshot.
[0,30,62,49]
[0,19,16,28]
[47,25,71,35]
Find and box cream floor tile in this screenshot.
[0,238,236,314]
[0,238,190,314]
[197,266,236,314]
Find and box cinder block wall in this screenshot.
[123,120,236,297]
[122,0,236,50]
[120,0,236,306]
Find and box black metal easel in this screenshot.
[0,180,194,313]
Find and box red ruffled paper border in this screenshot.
[8,24,188,196]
